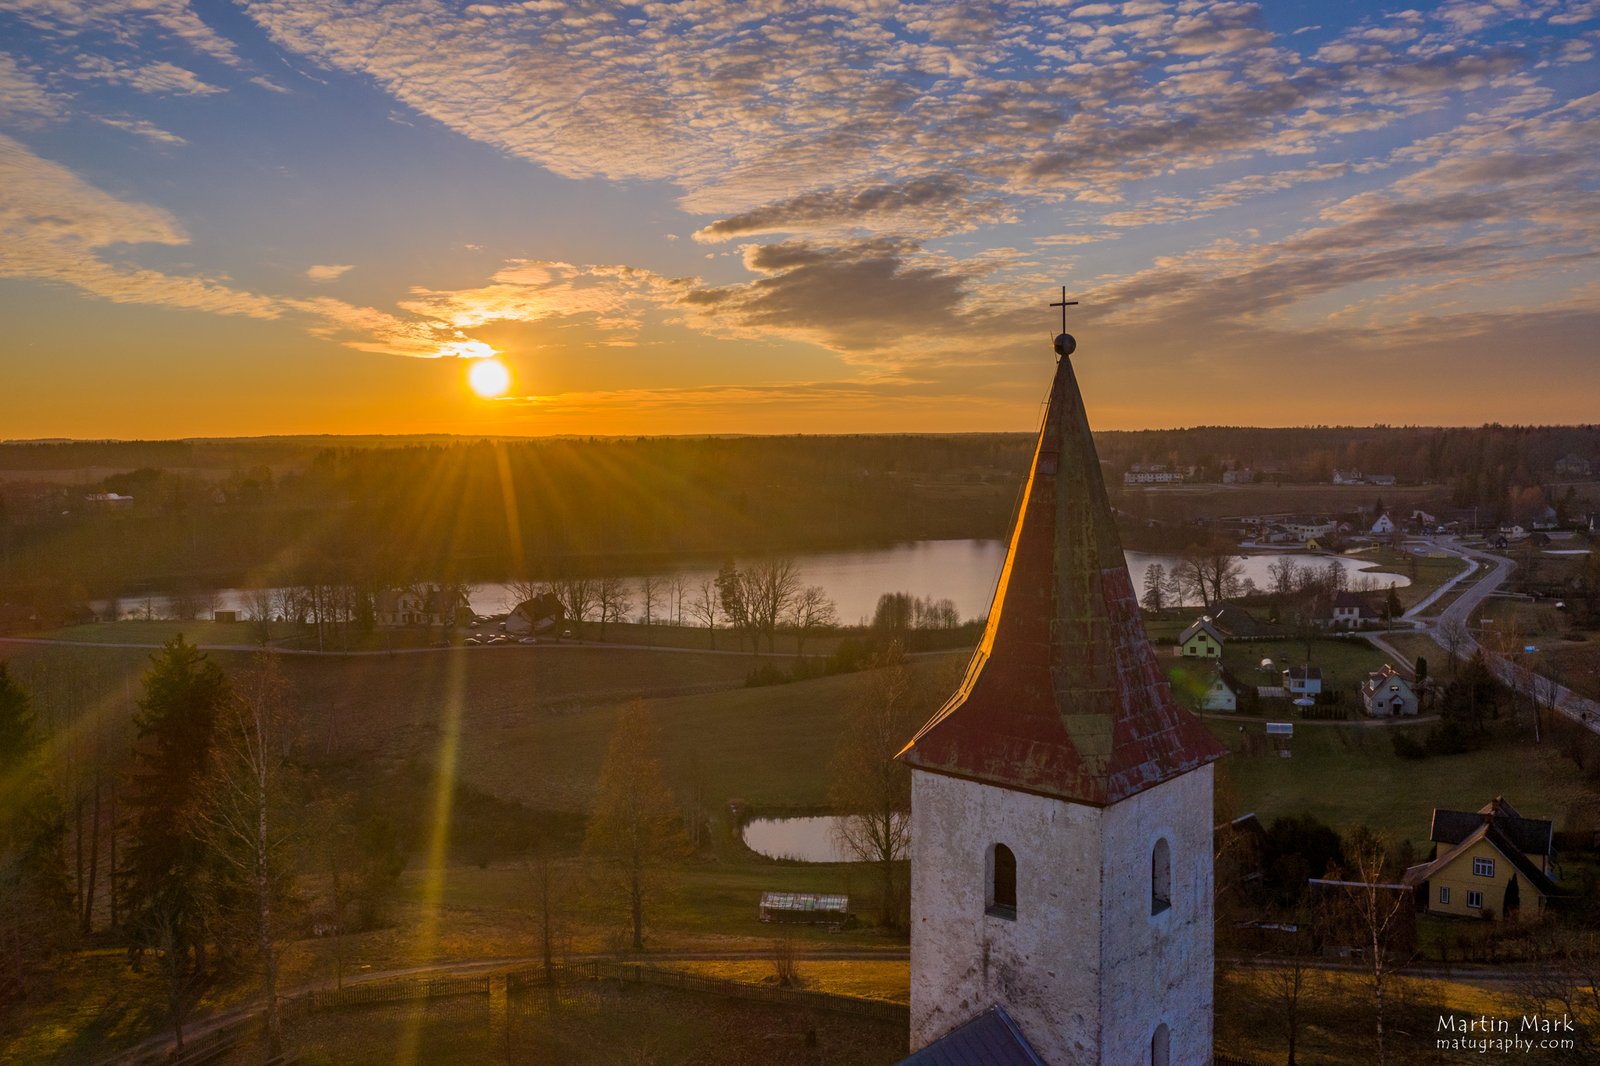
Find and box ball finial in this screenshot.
[1054,332,1077,358]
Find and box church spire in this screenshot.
[897,320,1226,806]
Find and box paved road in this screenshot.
[1385,537,1600,733]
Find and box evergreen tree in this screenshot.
[583,702,688,951]
[0,663,74,1005]
[121,637,231,987]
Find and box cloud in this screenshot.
[397,259,690,342]
[0,51,63,125]
[305,263,354,282]
[0,0,242,65]
[677,238,1017,361]
[693,174,1005,243]
[0,133,275,316]
[70,54,221,95]
[95,116,188,144]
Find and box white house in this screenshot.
[1361,665,1418,717]
[1331,591,1378,628]
[374,586,469,628]
[505,591,565,637]
[1332,469,1364,485]
[897,339,1226,1066]
[1199,666,1241,712]
[1283,665,1322,696]
[1370,511,1396,535]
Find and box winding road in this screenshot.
[1378,536,1600,733]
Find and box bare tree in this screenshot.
[243,587,275,645]
[595,576,632,640]
[787,585,837,657]
[503,576,541,613]
[1319,833,1414,1066]
[666,572,688,626]
[1261,905,1317,1066]
[583,703,689,951]
[688,578,720,649]
[194,655,296,1059]
[1511,925,1600,1064]
[548,577,596,639]
[637,573,664,629]
[830,644,920,928]
[1269,557,1299,597]
[1437,615,1471,675]
[745,558,801,653]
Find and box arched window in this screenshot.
[1151,1022,1170,1066]
[1151,838,1171,915]
[987,843,1017,919]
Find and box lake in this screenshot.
[105,539,1408,623]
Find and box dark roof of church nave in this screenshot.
[895,1005,1046,1066]
[897,347,1227,806]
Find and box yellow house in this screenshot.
[1178,617,1225,658]
[1403,798,1557,921]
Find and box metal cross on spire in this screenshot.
[1050,287,1078,333]
[1050,287,1079,359]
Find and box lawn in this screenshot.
[1215,964,1531,1066]
[1352,546,1472,609]
[662,959,910,1003]
[1209,716,1600,850]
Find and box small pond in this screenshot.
[742,815,906,864]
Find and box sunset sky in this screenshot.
[2,0,1597,438]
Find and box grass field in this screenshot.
[1214,965,1531,1065]
[1209,714,1600,849]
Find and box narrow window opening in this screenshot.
[1151,1022,1170,1066]
[1152,838,1172,915]
[987,844,1017,920]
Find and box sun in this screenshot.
[467,358,511,398]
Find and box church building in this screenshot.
[895,326,1228,1066]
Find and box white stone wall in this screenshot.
[1099,764,1215,1066]
[910,771,1104,1064]
[908,764,1215,1066]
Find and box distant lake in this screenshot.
[102,539,1408,623]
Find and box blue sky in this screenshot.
[2,1,1597,436]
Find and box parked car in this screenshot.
[464,637,482,645]
[519,637,537,645]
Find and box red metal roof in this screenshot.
[896,352,1227,806]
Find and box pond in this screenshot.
[741,815,906,864]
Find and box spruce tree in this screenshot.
[121,636,231,985]
[0,663,74,1004]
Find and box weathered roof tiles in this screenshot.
[897,349,1226,806]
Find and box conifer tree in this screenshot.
[121,636,231,992]
[0,663,74,1004]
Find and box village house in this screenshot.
[505,591,565,637]
[1122,463,1184,485]
[1198,664,1245,712]
[1178,617,1226,658]
[1221,467,1254,485]
[1553,453,1592,479]
[374,586,470,628]
[1403,798,1558,921]
[1330,590,1378,628]
[1370,511,1396,535]
[1282,664,1322,696]
[1360,664,1418,717]
[1332,469,1364,485]
[1207,602,1279,639]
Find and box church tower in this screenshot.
[896,320,1228,1066]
